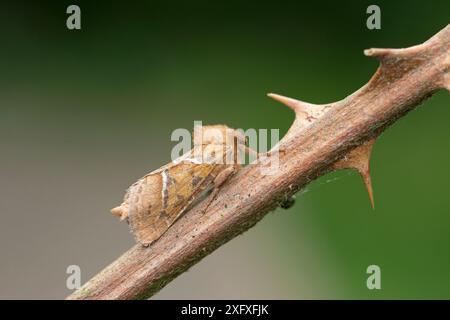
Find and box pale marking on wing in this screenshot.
[172,150,202,165]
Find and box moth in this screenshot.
[111,124,256,246]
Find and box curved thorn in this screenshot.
[267,93,330,127]
[359,165,375,210]
[267,93,309,113]
[332,139,376,210]
[364,47,410,64]
[364,48,392,58]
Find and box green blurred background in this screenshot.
[1,0,449,299]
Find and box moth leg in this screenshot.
[201,166,237,214]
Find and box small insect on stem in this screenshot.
[279,196,296,210]
[111,124,257,246]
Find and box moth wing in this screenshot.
[127,173,164,245]
[127,161,217,245]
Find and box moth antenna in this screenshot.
[267,93,330,127]
[331,139,376,209]
[111,205,128,220]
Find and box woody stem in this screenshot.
[67,24,449,300]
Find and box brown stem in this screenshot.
[67,24,450,300]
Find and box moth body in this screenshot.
[111,125,250,246]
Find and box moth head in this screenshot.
[193,124,246,148]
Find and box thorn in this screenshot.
[267,93,329,126]
[332,139,376,209]
[361,166,375,210]
[267,93,309,112]
[364,48,406,65]
[111,205,128,220]
[364,48,389,58]
[364,48,399,58]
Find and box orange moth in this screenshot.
[111,124,256,246]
